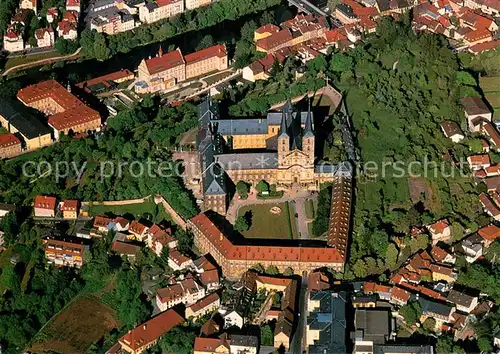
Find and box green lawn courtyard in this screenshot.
[237,202,298,239]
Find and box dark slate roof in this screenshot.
[418,297,453,317]
[0,203,16,212]
[230,335,258,348]
[355,309,390,344]
[307,291,347,354]
[216,119,268,135]
[0,99,52,139]
[267,111,309,126]
[447,289,476,307]
[215,152,278,170]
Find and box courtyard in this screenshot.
[237,202,298,239]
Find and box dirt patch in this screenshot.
[29,295,120,354]
[408,177,442,213]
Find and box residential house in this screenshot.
[156,276,206,312]
[3,25,25,52]
[477,224,500,247]
[467,154,491,170]
[118,309,184,354]
[462,96,492,132]
[109,217,130,232]
[447,289,478,313]
[418,297,455,326]
[57,11,78,40]
[46,7,59,23]
[147,224,176,256]
[43,237,88,268]
[66,0,81,13]
[441,120,464,142]
[429,263,457,283]
[390,287,411,306]
[0,133,22,159]
[111,240,141,262]
[199,269,220,292]
[479,193,500,220]
[20,0,37,12]
[364,282,392,301]
[185,293,221,321]
[193,337,230,354]
[34,195,57,217]
[494,331,500,348]
[229,335,258,354]
[61,200,79,219]
[35,27,55,48]
[184,44,228,79]
[308,270,332,291]
[93,215,112,234]
[428,219,452,244]
[128,220,149,240]
[460,233,484,263]
[222,310,244,329]
[0,203,16,219]
[168,248,194,271]
[430,245,456,264]
[138,0,184,24]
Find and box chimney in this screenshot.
[143,324,147,330]
[220,232,223,241]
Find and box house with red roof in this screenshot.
[480,193,500,220]
[147,224,176,256]
[138,0,184,24]
[391,287,411,306]
[430,245,456,264]
[193,336,230,354]
[128,220,149,241]
[118,309,184,354]
[92,215,112,234]
[477,224,500,247]
[427,219,452,244]
[46,7,59,23]
[0,133,22,159]
[34,195,57,217]
[3,25,25,52]
[66,0,81,13]
[468,154,491,170]
[168,248,194,271]
[35,27,55,48]
[185,293,220,321]
[156,276,206,312]
[61,200,79,219]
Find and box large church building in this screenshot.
[197,96,342,216]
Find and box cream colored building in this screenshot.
[185,44,228,79]
[186,0,211,10]
[138,0,184,24]
[3,30,24,52]
[35,28,55,48]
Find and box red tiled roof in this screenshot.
[465,28,492,43]
[469,39,500,53]
[429,219,450,234]
[58,20,76,34]
[34,195,57,210]
[482,122,500,148]
[199,269,219,286]
[129,220,147,235]
[35,27,54,40]
[430,245,451,262]
[0,133,21,148]
[184,44,227,65]
[169,248,191,266]
[190,213,345,264]
[194,337,229,352]
[156,0,182,6]
[76,69,133,89]
[478,224,500,241]
[429,263,454,276]
[156,284,184,303]
[187,293,219,314]
[111,241,141,255]
[324,28,347,43]
[256,29,293,51]
[119,309,184,351]
[17,80,100,131]
[255,24,280,34]
[61,200,78,211]
[392,286,411,302]
[256,275,293,287]
[145,48,185,75]
[66,0,80,7]
[94,215,112,228]
[418,285,446,300]
[480,192,500,216]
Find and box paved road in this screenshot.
[291,273,308,354]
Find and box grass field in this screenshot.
[485,93,500,108]
[4,51,62,70]
[238,202,298,239]
[0,127,8,135]
[305,199,315,219]
[479,76,500,92]
[88,198,172,224]
[29,294,120,354]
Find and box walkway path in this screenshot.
[2,47,81,76]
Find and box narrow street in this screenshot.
[291,273,308,354]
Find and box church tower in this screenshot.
[277,106,290,167]
[302,102,314,165]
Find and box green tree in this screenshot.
[236,181,250,199]
[399,301,422,326]
[256,180,269,194]
[422,318,436,333]
[235,214,250,232]
[260,324,274,346]
[156,326,196,354]
[385,243,399,269]
[93,32,111,61]
[265,265,279,275]
[283,267,294,276]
